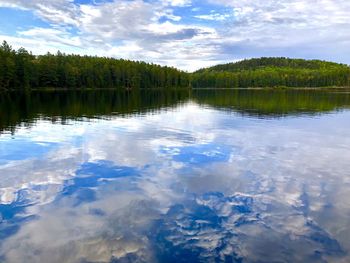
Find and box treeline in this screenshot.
[1,40,350,90]
[192,57,350,88]
[191,67,350,88]
[196,57,348,72]
[0,41,189,90]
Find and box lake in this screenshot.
[1,89,350,263]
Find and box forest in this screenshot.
[0,41,189,90]
[192,57,350,88]
[1,40,350,90]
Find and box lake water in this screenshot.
[1,89,350,263]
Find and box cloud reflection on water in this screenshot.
[0,103,350,262]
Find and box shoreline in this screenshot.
[1,86,350,93]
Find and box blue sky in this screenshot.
[0,0,349,71]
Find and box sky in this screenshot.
[0,0,349,71]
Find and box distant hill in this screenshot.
[196,57,349,73]
[1,39,349,91]
[192,57,350,88]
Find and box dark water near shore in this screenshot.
[1,89,350,262]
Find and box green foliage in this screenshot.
[192,57,350,88]
[0,41,189,90]
[1,41,349,90]
[196,57,348,72]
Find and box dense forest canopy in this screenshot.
[1,40,350,90]
[196,57,348,72]
[0,41,189,90]
[192,57,350,88]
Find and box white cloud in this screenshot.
[195,13,231,21]
[163,0,192,7]
[0,0,79,26]
[18,27,82,47]
[0,0,350,70]
[207,0,350,60]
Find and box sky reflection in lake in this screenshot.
[1,91,350,263]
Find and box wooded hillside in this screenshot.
[1,41,349,90]
[192,57,350,88]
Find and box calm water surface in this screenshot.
[1,90,350,263]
